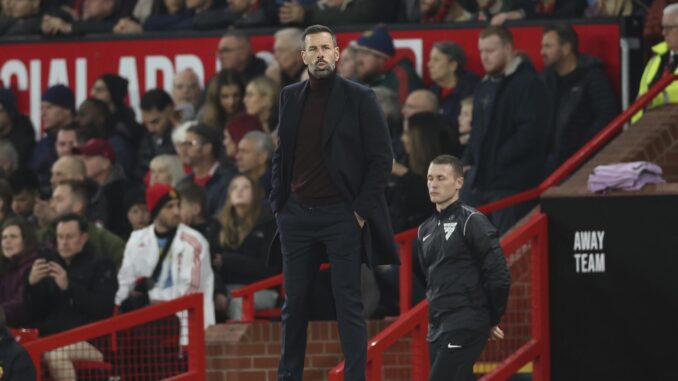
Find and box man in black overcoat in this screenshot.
[269,24,399,381]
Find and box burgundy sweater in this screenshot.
[290,71,343,205]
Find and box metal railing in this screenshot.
[21,294,206,381]
[328,212,550,381]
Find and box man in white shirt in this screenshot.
[115,183,215,338]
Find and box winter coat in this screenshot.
[0,251,38,327]
[540,54,618,173]
[23,245,117,336]
[463,56,548,192]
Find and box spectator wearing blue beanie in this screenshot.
[28,84,75,195]
[41,84,75,115]
[0,87,35,165]
[354,25,423,104]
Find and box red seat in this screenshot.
[11,328,39,343]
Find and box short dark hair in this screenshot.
[544,24,579,55]
[56,213,89,234]
[82,97,110,115]
[479,25,514,46]
[141,89,174,112]
[222,30,251,50]
[176,181,206,207]
[8,169,39,196]
[187,123,222,158]
[430,154,464,178]
[1,216,38,254]
[56,180,90,207]
[78,98,111,138]
[302,24,337,48]
[0,219,35,278]
[433,41,466,71]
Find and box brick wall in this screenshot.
[206,320,414,381]
[545,104,678,196]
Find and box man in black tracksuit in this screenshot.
[418,155,511,381]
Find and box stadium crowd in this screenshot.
[2,0,678,378]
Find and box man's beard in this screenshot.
[309,60,335,78]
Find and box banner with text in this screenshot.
[0,23,621,135]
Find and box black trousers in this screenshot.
[277,198,366,381]
[428,328,490,381]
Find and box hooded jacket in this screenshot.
[463,56,548,192]
[540,54,618,173]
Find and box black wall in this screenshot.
[542,195,678,381]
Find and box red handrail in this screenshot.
[329,212,550,381]
[22,293,206,381]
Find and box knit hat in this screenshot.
[99,74,129,109]
[41,84,75,113]
[0,88,17,118]
[146,183,179,221]
[72,138,116,163]
[355,26,395,58]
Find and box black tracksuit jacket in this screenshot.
[417,200,511,342]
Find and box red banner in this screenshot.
[0,23,621,135]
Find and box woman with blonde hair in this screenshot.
[149,154,186,186]
[244,76,279,135]
[210,174,278,321]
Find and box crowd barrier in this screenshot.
[20,294,206,381]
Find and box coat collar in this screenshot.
[285,74,346,147]
[321,74,346,146]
